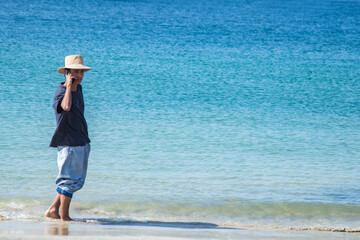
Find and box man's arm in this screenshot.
[61,71,74,111]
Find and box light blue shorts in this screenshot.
[55,144,90,198]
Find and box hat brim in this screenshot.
[58,65,92,74]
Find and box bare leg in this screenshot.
[60,194,72,221]
[45,194,61,219]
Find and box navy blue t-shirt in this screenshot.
[50,83,90,147]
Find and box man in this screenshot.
[45,55,92,221]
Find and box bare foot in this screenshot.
[45,208,60,219]
[61,216,72,221]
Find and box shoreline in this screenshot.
[0,219,359,240]
[2,198,360,234]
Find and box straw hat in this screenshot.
[57,55,92,74]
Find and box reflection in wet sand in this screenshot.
[45,223,69,236]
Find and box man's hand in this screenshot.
[65,71,76,87]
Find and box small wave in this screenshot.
[0,199,43,220]
[74,200,360,220]
[1,198,360,233]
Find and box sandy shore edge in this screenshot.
[0,219,359,240]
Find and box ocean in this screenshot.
[0,0,360,231]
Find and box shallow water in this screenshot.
[0,0,360,230]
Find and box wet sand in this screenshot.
[0,219,359,240]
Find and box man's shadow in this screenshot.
[75,218,238,230]
[44,218,241,236]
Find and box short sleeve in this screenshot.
[52,85,66,114]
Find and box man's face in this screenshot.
[69,69,84,84]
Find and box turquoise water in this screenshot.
[1,0,360,230]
